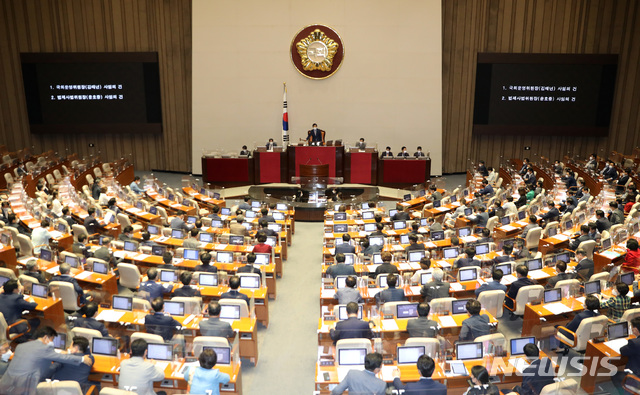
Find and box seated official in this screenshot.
[361,239,383,257]
[459,300,491,341]
[426,217,443,232]
[478,179,494,196]
[51,263,87,305]
[238,196,252,211]
[595,209,611,233]
[355,138,366,150]
[72,302,109,337]
[410,256,433,284]
[572,248,594,280]
[476,228,492,244]
[505,265,535,314]
[107,198,121,215]
[545,260,573,289]
[50,336,94,393]
[61,206,76,227]
[307,123,325,146]
[183,348,231,395]
[625,238,640,273]
[477,160,489,177]
[413,146,426,158]
[118,226,134,242]
[237,252,262,275]
[0,279,39,336]
[220,276,250,307]
[72,234,90,255]
[207,204,221,220]
[492,245,513,265]
[170,211,193,233]
[429,185,442,201]
[194,252,218,273]
[93,237,122,268]
[512,239,532,260]
[610,201,625,225]
[183,228,200,249]
[601,282,631,321]
[569,225,591,251]
[31,219,52,255]
[406,303,438,338]
[335,234,356,255]
[239,145,250,156]
[334,276,363,305]
[24,259,46,284]
[252,233,272,255]
[7,213,30,235]
[230,215,248,236]
[381,146,393,158]
[613,317,640,392]
[464,366,500,395]
[505,344,554,395]
[392,208,410,221]
[265,138,277,150]
[455,247,481,269]
[139,268,174,301]
[145,297,182,342]
[118,338,165,394]
[405,234,425,254]
[467,206,489,228]
[475,269,507,297]
[373,251,399,278]
[83,208,103,235]
[375,274,407,304]
[331,352,385,395]
[199,301,235,338]
[172,272,201,298]
[557,294,599,346]
[520,215,538,239]
[259,207,275,223]
[392,354,446,395]
[258,219,278,237]
[420,268,450,302]
[129,176,144,194]
[329,302,373,343]
[397,146,410,157]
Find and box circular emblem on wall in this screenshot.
[290,24,344,80]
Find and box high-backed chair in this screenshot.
[0,267,17,280]
[219,299,249,318]
[554,279,580,298]
[16,234,34,257]
[130,332,164,344]
[621,308,640,324]
[71,327,103,344]
[429,297,457,314]
[100,387,136,395]
[475,333,507,354]
[171,296,202,315]
[555,315,608,352]
[49,281,81,311]
[36,380,88,395]
[504,285,544,316]
[539,379,578,395]
[381,301,414,317]
[0,312,30,346]
[477,290,505,319]
[577,240,597,260]
[117,263,141,290]
[72,224,91,241]
[457,266,481,282]
[404,337,439,358]
[335,338,372,365]
[524,227,543,250]
[622,374,640,395]
[192,336,230,358]
[485,216,499,232]
[132,297,152,311]
[117,213,143,232]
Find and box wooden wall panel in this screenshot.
[0,0,191,172]
[443,0,640,173]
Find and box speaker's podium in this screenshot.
[291,163,343,221]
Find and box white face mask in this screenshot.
[313,127,318,131]
[1,350,12,362]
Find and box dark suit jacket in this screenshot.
[329,317,372,342]
[546,272,573,289]
[237,264,262,275]
[475,280,507,297]
[574,258,594,280]
[139,280,172,301]
[326,263,356,278]
[172,285,201,298]
[570,234,591,250]
[373,263,399,278]
[194,264,218,273]
[455,257,481,268]
[406,317,438,338]
[375,287,407,304]
[307,129,324,143]
[559,310,598,341]
[62,215,76,227]
[335,243,356,255]
[393,377,447,395]
[420,280,450,301]
[459,314,491,341]
[392,212,410,221]
[50,274,86,304]
[220,289,250,306]
[621,337,640,375]
[199,317,235,338]
[51,351,94,390]
[145,312,181,341]
[25,270,46,284]
[541,207,560,221]
[381,151,393,157]
[596,217,611,232]
[0,293,37,332]
[505,277,535,309]
[515,195,528,208]
[83,216,101,235]
[521,358,555,395]
[74,317,109,337]
[492,255,512,265]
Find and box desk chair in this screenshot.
[477,290,505,319]
[86,174,94,185]
[539,378,578,395]
[504,285,544,317]
[456,266,481,282]
[156,206,169,226]
[404,338,439,358]
[131,332,164,345]
[4,172,14,187]
[621,308,640,324]
[486,216,499,233]
[86,257,109,272]
[542,221,559,238]
[622,374,640,394]
[0,267,16,280]
[59,250,77,262]
[577,240,597,260]
[52,169,63,182]
[102,163,112,174]
[18,274,39,294]
[132,297,152,311]
[111,241,124,250]
[475,333,506,354]
[0,312,30,347]
[49,281,82,311]
[201,217,212,227]
[192,336,230,357]
[587,272,610,288]
[36,380,93,395]
[72,224,92,242]
[554,279,580,297]
[335,339,372,361]
[16,234,34,257]
[93,167,102,178]
[117,263,141,290]
[555,315,607,352]
[381,301,414,317]
[171,296,202,315]
[45,173,56,186]
[117,214,143,233]
[524,227,543,251]
[375,274,404,287]
[219,299,249,318]
[429,298,457,315]
[71,327,103,344]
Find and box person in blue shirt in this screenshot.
[184,348,230,395]
[475,269,507,297]
[129,176,144,194]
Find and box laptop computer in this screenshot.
[397,345,426,364]
[396,303,419,319]
[92,337,118,356]
[456,342,483,360]
[112,295,133,311]
[544,288,562,303]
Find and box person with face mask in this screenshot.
[307,122,325,146]
[381,146,393,158]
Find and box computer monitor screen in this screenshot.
[65,254,80,268]
[199,233,213,243]
[103,212,114,224]
[338,348,367,366]
[458,227,471,237]
[0,233,9,245]
[403,194,412,201]
[389,209,398,217]
[584,280,601,295]
[362,211,374,220]
[265,236,277,247]
[526,258,543,271]
[420,218,429,227]
[363,223,376,233]
[431,231,444,241]
[343,254,356,265]
[335,276,347,289]
[229,235,244,245]
[338,305,363,320]
[211,220,223,228]
[57,223,66,232]
[334,213,347,221]
[530,205,539,215]
[452,299,469,314]
[396,303,419,319]
[544,288,562,303]
[202,346,231,365]
[276,203,288,211]
[443,247,459,259]
[602,238,612,251]
[369,236,384,246]
[372,253,383,264]
[397,346,426,364]
[334,224,348,233]
[555,253,570,263]
[160,270,177,283]
[149,206,158,215]
[216,252,233,263]
[171,229,184,239]
[548,227,558,237]
[433,200,441,208]
[245,210,256,218]
[633,221,640,234]
[268,223,281,232]
[464,208,473,216]
[151,245,166,256]
[92,337,118,356]
[219,304,241,320]
[475,243,489,255]
[212,192,221,200]
[393,221,406,230]
[53,333,67,350]
[220,208,231,215]
[40,248,52,262]
[501,216,511,225]
[400,234,410,244]
[620,272,634,285]
[112,295,133,311]
[163,301,185,316]
[459,268,478,281]
[518,211,526,220]
[450,195,458,203]
[272,212,284,221]
[564,220,573,230]
[147,224,159,235]
[239,275,260,289]
[186,216,197,224]
[183,248,199,261]
[254,253,270,265]
[608,322,629,340]
[420,272,432,284]
[92,260,108,274]
[510,337,536,356]
[0,276,9,287]
[147,343,173,361]
[31,283,48,298]
[124,241,137,252]
[577,214,586,224]
[456,342,483,360]
[199,273,218,286]
[362,202,371,209]
[251,201,261,208]
[408,250,425,262]
[495,263,512,276]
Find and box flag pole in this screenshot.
[282,83,289,147]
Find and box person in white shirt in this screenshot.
[98,187,109,206]
[31,219,52,254]
[502,196,518,216]
[50,191,63,217]
[487,167,498,185]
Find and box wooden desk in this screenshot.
[182,187,226,209]
[581,337,631,393]
[116,200,162,226]
[145,189,197,216]
[522,297,585,337]
[0,245,18,274]
[26,295,65,328]
[253,150,287,184]
[288,146,344,180]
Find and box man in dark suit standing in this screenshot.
[73,302,109,337]
[0,280,39,336]
[172,272,201,298]
[50,336,95,392]
[475,269,507,297]
[145,297,182,342]
[406,303,438,338]
[375,274,407,304]
[392,355,447,395]
[220,276,251,307]
[335,234,356,255]
[326,253,356,279]
[51,263,87,304]
[307,123,325,146]
[505,265,535,315]
[199,301,235,338]
[329,302,373,343]
[613,317,640,393]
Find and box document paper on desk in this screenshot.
[604,338,628,354]
[95,310,126,323]
[528,270,548,280]
[321,289,336,299]
[544,302,573,315]
[73,271,93,280]
[381,319,399,331]
[438,315,457,328]
[500,225,517,232]
[449,282,464,291]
